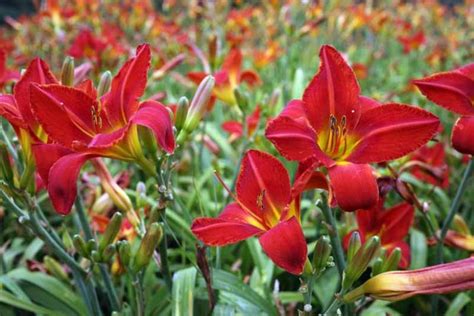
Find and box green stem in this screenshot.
[99,264,121,312]
[74,195,94,241]
[324,296,343,316]
[320,199,346,276]
[83,276,102,316]
[158,211,172,292]
[133,275,145,316]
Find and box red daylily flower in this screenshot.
[191,150,320,275]
[0,50,20,89]
[265,45,439,211]
[222,106,261,142]
[397,30,426,54]
[30,44,175,214]
[407,142,449,188]
[68,28,108,66]
[188,48,260,106]
[343,200,414,268]
[413,63,474,155]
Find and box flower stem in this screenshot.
[158,210,173,292]
[133,274,145,316]
[320,197,346,276]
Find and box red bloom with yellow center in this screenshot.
[265,45,439,211]
[188,48,260,106]
[413,63,474,155]
[191,150,316,275]
[29,44,175,214]
[344,200,414,268]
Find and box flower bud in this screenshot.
[342,236,381,290]
[371,257,384,276]
[86,239,98,254]
[61,56,75,86]
[44,256,69,281]
[208,33,218,70]
[73,234,90,258]
[101,244,117,262]
[132,223,163,273]
[347,231,361,263]
[117,240,131,268]
[312,235,332,275]
[62,230,74,253]
[234,88,249,113]
[182,75,215,134]
[452,214,470,235]
[382,248,401,272]
[98,212,123,254]
[0,143,14,185]
[174,96,189,132]
[97,71,112,97]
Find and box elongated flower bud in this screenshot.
[117,240,131,268]
[312,236,332,275]
[347,231,361,263]
[175,96,189,132]
[344,257,474,302]
[73,234,90,258]
[61,56,75,86]
[132,223,163,273]
[0,144,14,185]
[98,212,123,254]
[101,244,117,262]
[371,257,384,276]
[343,236,380,290]
[234,88,249,113]
[44,256,69,281]
[182,75,215,133]
[97,71,112,97]
[382,248,401,272]
[452,214,470,235]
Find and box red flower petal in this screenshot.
[76,79,98,99]
[47,152,92,215]
[452,116,474,155]
[359,96,380,113]
[132,101,175,154]
[14,58,58,127]
[191,203,263,246]
[387,241,411,269]
[32,144,73,185]
[303,45,361,132]
[280,99,307,120]
[236,150,291,227]
[378,202,414,245]
[458,63,474,79]
[259,217,307,275]
[413,72,474,116]
[328,163,378,212]
[0,94,25,128]
[348,103,439,163]
[30,84,96,148]
[106,44,151,125]
[187,71,208,85]
[265,115,331,164]
[240,70,261,87]
[222,121,243,137]
[221,48,242,76]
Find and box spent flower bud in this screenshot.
[61,56,75,86]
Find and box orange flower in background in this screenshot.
[188,48,260,106]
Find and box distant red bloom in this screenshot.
[68,28,108,65]
[188,48,260,106]
[343,200,414,268]
[398,31,426,54]
[265,45,439,211]
[191,150,324,275]
[414,63,474,155]
[408,143,449,188]
[30,44,175,214]
[0,50,20,88]
[222,106,261,142]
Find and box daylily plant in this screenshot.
[191,150,313,275]
[413,63,474,155]
[30,44,175,214]
[265,45,440,211]
[344,200,414,268]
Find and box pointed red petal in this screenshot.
[47,152,92,215]
[221,48,242,76]
[451,116,474,155]
[191,203,263,246]
[379,202,414,244]
[0,94,25,128]
[292,159,327,199]
[458,63,474,80]
[259,217,307,275]
[30,84,96,148]
[328,163,378,212]
[76,79,98,99]
[303,45,361,132]
[413,72,474,115]
[265,115,331,164]
[222,121,243,137]
[236,150,291,227]
[348,103,439,163]
[359,96,380,113]
[187,72,208,85]
[280,99,307,120]
[240,70,261,87]
[32,144,74,185]
[106,44,151,125]
[132,101,175,153]
[14,58,58,127]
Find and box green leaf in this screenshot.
[279,292,304,304]
[8,268,87,316]
[0,276,30,301]
[246,239,274,288]
[410,229,427,269]
[445,292,471,316]
[291,68,305,99]
[20,238,44,263]
[172,267,197,316]
[361,300,401,316]
[314,268,339,309]
[0,289,63,315]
